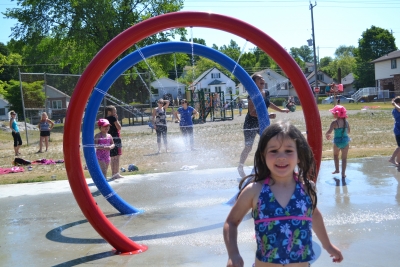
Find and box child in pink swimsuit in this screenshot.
[95,119,115,177]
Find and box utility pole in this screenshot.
[310,1,318,103]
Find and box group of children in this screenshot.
[94,105,123,179]
[9,111,55,156]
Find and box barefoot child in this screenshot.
[389,96,400,166]
[325,105,350,184]
[224,122,343,266]
[95,119,115,177]
[105,105,124,179]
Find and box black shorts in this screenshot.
[40,131,50,137]
[395,135,400,147]
[110,137,122,157]
[243,114,259,146]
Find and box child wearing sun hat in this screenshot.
[94,119,115,178]
[325,105,351,185]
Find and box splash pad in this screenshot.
[63,11,321,254]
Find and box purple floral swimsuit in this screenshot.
[253,175,315,264]
[96,133,112,164]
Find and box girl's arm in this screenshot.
[325,121,335,140]
[163,100,170,109]
[312,207,343,263]
[108,134,115,150]
[223,183,257,267]
[392,100,400,112]
[269,102,289,113]
[347,121,351,134]
[94,133,99,146]
[152,108,157,127]
[174,110,180,122]
[48,119,54,130]
[113,114,122,131]
[10,119,14,131]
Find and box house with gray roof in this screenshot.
[371,50,400,97]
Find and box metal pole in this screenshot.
[18,68,29,146]
[310,2,318,103]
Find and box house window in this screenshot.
[211,73,221,79]
[52,100,62,109]
[215,86,221,92]
[0,108,5,116]
[317,73,324,81]
[391,59,397,69]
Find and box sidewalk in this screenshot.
[1,157,399,266]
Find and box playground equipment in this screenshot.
[64,11,321,254]
[190,90,234,123]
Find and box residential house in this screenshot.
[44,85,71,122]
[0,97,10,121]
[150,77,186,105]
[237,69,289,97]
[341,73,356,96]
[371,50,400,97]
[189,67,236,96]
[306,70,334,95]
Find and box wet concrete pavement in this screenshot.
[1,157,400,266]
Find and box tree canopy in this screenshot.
[355,26,397,87]
[4,0,185,73]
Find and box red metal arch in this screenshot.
[63,11,321,253]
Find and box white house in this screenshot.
[237,69,290,97]
[0,97,10,121]
[341,73,356,95]
[150,77,186,104]
[189,67,236,96]
[371,50,400,97]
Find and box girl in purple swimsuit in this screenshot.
[95,119,115,178]
[223,122,343,267]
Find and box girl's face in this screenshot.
[264,135,299,180]
[41,114,47,119]
[100,125,110,133]
[109,108,117,116]
[255,77,265,90]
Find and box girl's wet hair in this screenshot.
[252,74,263,82]
[105,105,116,115]
[238,121,318,210]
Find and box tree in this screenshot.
[335,45,356,57]
[3,0,185,73]
[355,26,397,88]
[319,56,333,69]
[289,45,313,63]
[3,80,46,118]
[321,54,356,80]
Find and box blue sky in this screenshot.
[1,0,399,59]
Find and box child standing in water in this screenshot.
[389,96,400,166]
[95,119,115,177]
[224,122,343,266]
[105,105,124,179]
[325,105,350,184]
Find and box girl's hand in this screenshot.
[326,244,343,263]
[325,133,331,140]
[226,254,244,267]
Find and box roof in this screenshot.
[208,79,225,85]
[44,85,71,98]
[341,73,355,85]
[189,67,215,87]
[370,50,400,63]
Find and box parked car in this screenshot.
[322,95,355,104]
[241,98,248,108]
